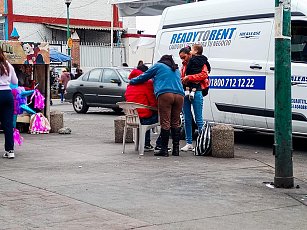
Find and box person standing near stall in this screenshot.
[0,47,18,159]
[59,68,70,103]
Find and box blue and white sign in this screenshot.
[209,76,266,90]
[168,27,237,50]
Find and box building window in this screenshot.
[0,23,4,40]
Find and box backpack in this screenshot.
[194,121,212,156]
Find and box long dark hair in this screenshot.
[0,47,9,76]
[179,46,191,55]
[158,55,178,71]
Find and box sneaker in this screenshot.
[3,150,15,159]
[144,144,154,151]
[181,144,194,151]
[189,91,195,100]
[154,146,172,153]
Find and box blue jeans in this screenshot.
[140,113,161,146]
[183,91,204,144]
[60,92,64,102]
[0,90,14,151]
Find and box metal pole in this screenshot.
[110,4,114,67]
[274,0,294,188]
[66,2,71,72]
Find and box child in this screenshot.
[184,44,211,100]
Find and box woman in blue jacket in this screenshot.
[129,55,184,157]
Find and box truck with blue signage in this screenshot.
[154,0,307,135]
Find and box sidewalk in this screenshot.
[0,102,306,229]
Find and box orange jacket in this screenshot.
[181,62,209,89]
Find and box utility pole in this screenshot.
[65,0,72,72]
[110,3,114,67]
[274,0,294,188]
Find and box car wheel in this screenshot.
[73,93,89,114]
[112,108,123,114]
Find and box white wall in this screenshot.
[122,37,154,67]
[13,0,113,21]
[14,22,53,42]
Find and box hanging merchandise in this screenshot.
[29,113,51,134]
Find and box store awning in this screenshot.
[44,24,123,31]
[110,0,187,16]
[50,49,71,62]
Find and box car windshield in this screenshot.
[291,20,307,63]
[117,68,132,82]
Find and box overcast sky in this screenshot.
[136,15,161,34]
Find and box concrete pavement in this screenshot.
[0,100,306,229]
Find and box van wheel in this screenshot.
[73,93,89,114]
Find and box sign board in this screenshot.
[67,38,73,48]
[0,40,50,64]
[0,0,4,14]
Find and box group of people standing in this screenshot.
[125,44,210,157]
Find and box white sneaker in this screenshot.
[3,151,15,159]
[180,144,194,151]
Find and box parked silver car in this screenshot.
[65,67,132,113]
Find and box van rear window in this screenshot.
[292,21,307,63]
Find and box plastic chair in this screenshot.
[117,102,159,155]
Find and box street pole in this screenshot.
[65,0,72,72]
[274,0,294,188]
[110,3,114,67]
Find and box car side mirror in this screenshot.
[110,79,121,85]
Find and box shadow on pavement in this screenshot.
[235,130,307,153]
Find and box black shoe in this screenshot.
[171,127,181,156]
[144,144,154,151]
[154,146,171,153]
[154,129,170,157]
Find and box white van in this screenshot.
[153,0,307,135]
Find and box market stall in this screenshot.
[1,40,51,128]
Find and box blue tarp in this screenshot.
[49,49,72,62]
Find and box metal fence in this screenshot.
[48,41,127,69]
[80,42,126,68]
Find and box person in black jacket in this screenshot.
[184,44,211,100]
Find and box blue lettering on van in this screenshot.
[193,32,199,42]
[209,30,217,40]
[209,76,266,90]
[169,27,237,44]
[239,31,261,39]
[186,32,193,42]
[292,98,307,110]
[176,33,183,43]
[170,34,177,44]
[292,75,307,84]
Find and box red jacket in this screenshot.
[125,70,157,118]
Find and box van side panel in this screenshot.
[154,0,307,134]
[209,19,273,128]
